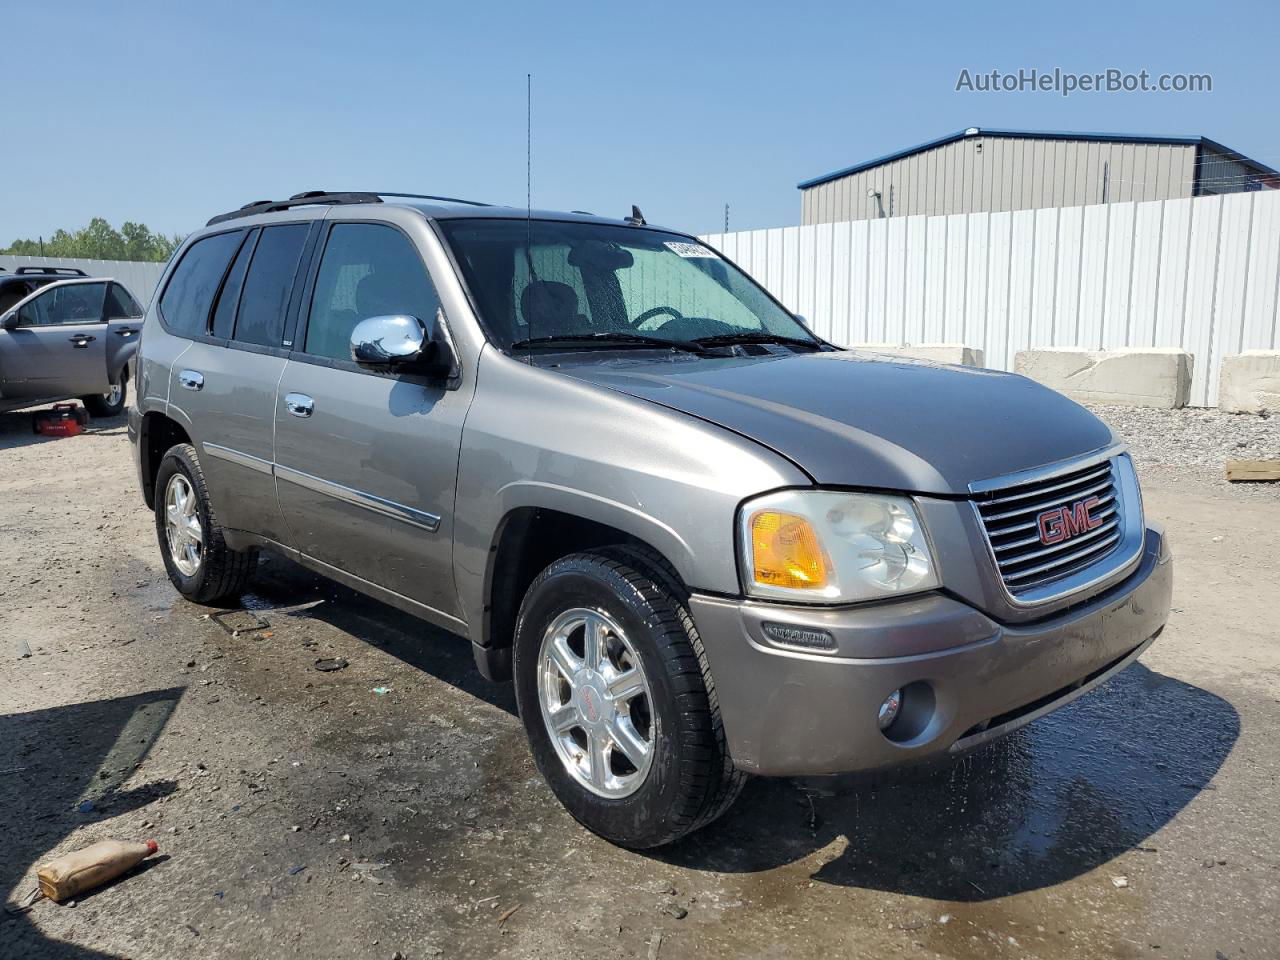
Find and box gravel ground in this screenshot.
[1087,405,1280,499]
[2,405,1279,960]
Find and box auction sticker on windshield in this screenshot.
[664,241,719,258]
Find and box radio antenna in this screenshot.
[524,72,536,360]
[526,72,532,225]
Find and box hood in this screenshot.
[558,350,1115,495]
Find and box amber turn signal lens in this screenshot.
[750,510,829,590]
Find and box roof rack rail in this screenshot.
[14,266,88,276]
[206,191,383,226]
[373,192,492,207]
[206,190,493,226]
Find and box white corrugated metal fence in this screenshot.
[0,255,168,305]
[702,190,1280,406]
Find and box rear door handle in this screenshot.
[178,369,204,391]
[284,393,314,418]
[114,327,138,337]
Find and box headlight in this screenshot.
[739,490,939,603]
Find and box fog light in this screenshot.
[878,689,902,730]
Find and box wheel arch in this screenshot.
[138,411,192,510]
[475,501,693,682]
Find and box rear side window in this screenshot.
[210,231,256,339]
[303,223,441,361]
[233,224,309,347]
[159,231,243,336]
[106,283,143,319]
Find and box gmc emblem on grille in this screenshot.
[1037,496,1104,546]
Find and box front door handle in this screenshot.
[69,334,96,347]
[178,369,204,391]
[284,393,314,418]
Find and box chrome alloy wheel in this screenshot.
[164,473,204,577]
[104,382,122,406]
[537,607,655,799]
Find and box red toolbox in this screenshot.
[32,404,89,438]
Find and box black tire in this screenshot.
[154,443,257,605]
[513,545,745,848]
[83,377,127,418]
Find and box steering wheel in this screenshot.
[634,306,685,331]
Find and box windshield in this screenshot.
[438,219,816,351]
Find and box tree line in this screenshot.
[2,218,185,263]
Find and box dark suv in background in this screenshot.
[0,265,87,305]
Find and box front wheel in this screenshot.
[154,443,256,605]
[83,378,127,418]
[513,546,745,848]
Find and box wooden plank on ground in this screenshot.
[1225,459,1280,482]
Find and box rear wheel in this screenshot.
[513,546,745,848]
[83,378,127,418]
[154,443,256,605]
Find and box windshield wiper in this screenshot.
[692,332,824,350]
[508,332,708,355]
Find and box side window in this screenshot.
[159,231,243,336]
[303,223,441,361]
[17,282,107,326]
[210,231,256,339]
[234,224,309,347]
[105,283,143,319]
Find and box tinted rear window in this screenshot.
[159,231,243,336]
[106,283,143,319]
[210,231,255,339]
[233,224,309,347]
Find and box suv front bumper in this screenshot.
[689,527,1171,776]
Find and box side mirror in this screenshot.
[1,311,18,330]
[349,310,457,380]
[350,314,425,365]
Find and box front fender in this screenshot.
[450,347,811,636]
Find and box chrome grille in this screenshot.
[975,458,1123,593]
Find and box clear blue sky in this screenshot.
[4,0,1278,242]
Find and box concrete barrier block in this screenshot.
[1219,351,1280,413]
[848,343,985,367]
[1014,348,1193,408]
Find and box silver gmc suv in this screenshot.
[130,191,1172,848]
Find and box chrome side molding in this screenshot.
[202,443,272,475]
[274,464,442,533]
